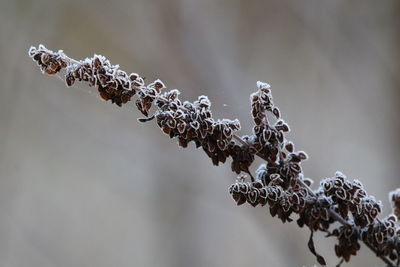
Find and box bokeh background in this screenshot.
[0,0,399,266]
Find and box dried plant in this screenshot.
[29,44,400,266]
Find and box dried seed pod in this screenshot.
[272,107,280,118]
[389,188,400,220]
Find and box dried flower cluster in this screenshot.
[29,45,241,167]
[320,173,382,227]
[28,46,68,75]
[229,173,311,224]
[29,44,400,266]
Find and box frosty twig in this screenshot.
[29,45,400,266]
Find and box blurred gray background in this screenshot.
[0,0,399,266]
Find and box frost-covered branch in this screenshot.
[29,45,400,266]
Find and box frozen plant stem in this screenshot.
[28,45,400,267]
